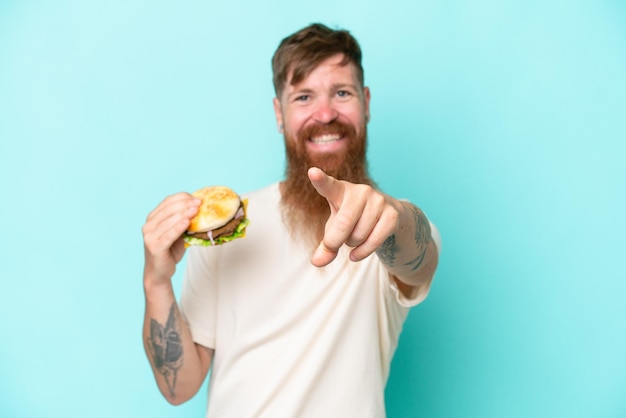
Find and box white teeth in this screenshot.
[310,134,341,143]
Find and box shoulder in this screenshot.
[242,182,281,217]
[243,182,280,201]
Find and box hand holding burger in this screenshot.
[184,186,249,247]
[142,185,248,288]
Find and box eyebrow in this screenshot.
[288,88,314,98]
[331,83,358,91]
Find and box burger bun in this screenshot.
[187,186,241,233]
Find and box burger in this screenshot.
[183,186,249,247]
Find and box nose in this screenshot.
[312,98,338,124]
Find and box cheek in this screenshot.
[345,111,367,131]
[285,121,301,134]
[338,102,367,124]
[283,111,307,134]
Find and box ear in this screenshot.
[273,97,284,133]
[363,86,371,123]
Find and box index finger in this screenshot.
[146,192,199,223]
[307,167,344,211]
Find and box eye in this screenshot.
[295,95,309,102]
[336,90,352,98]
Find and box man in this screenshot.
[142,23,440,417]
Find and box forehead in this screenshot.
[285,54,360,91]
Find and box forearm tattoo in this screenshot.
[377,205,431,271]
[377,233,398,267]
[147,304,184,397]
[405,206,431,271]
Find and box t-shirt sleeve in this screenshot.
[387,220,442,308]
[179,246,218,349]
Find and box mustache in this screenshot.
[297,120,357,141]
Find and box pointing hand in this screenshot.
[307,167,400,267]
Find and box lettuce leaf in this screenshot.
[183,218,250,247]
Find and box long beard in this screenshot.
[280,120,373,251]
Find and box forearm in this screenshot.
[143,279,212,405]
[376,200,439,288]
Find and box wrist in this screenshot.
[143,271,175,297]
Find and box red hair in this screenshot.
[271,23,364,98]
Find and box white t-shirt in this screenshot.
[180,183,438,418]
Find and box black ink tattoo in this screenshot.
[147,304,183,398]
[404,206,431,271]
[377,234,398,267]
[377,205,431,272]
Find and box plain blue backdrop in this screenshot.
[1,1,625,417]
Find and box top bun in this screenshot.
[188,186,241,233]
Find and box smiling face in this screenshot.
[276,54,373,248]
[273,53,371,176]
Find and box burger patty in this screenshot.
[187,211,245,240]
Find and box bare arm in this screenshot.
[375,200,439,296]
[141,193,213,404]
[308,167,439,297]
[143,281,213,404]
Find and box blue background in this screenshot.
[1,1,625,417]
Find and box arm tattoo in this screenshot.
[404,206,431,271]
[147,303,184,398]
[376,205,431,271]
[377,233,399,267]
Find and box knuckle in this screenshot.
[361,232,383,249]
[381,204,399,225]
[143,240,158,255]
[334,212,355,233]
[355,183,372,197]
[346,235,365,248]
[350,228,369,244]
[371,235,387,250]
[354,232,368,243]
[372,192,385,206]
[142,223,158,240]
[387,207,399,225]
